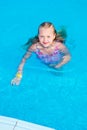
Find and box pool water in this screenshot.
[0,0,87,130]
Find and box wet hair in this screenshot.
[23,22,67,50]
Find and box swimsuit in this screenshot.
[35,46,63,65]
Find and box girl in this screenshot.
[11,22,71,85]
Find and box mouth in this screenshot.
[42,42,51,48]
[43,42,49,44]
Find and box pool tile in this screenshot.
[0,116,55,130]
[0,116,16,130]
[0,123,14,130]
[15,120,55,130]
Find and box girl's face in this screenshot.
[38,27,56,48]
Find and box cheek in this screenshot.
[38,36,41,41]
[39,38,43,43]
[50,37,54,42]
[39,37,42,41]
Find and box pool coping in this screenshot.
[0,116,56,130]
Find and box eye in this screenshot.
[47,36,50,38]
[40,36,44,38]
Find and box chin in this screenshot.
[43,43,50,47]
[44,45,49,48]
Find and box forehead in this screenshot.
[39,27,54,34]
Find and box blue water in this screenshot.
[0,0,87,130]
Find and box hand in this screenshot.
[11,72,22,86]
[48,64,60,69]
[11,77,22,86]
[54,63,63,69]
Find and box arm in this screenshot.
[55,43,71,68]
[18,49,32,72]
[11,44,36,85]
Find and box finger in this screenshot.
[11,78,16,86]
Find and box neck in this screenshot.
[39,42,54,49]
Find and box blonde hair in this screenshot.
[38,22,67,42]
[23,22,67,50]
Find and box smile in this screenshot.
[43,42,49,44]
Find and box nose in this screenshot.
[43,37,48,42]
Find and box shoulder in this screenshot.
[28,43,37,52]
[55,41,66,50]
[56,41,70,54]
